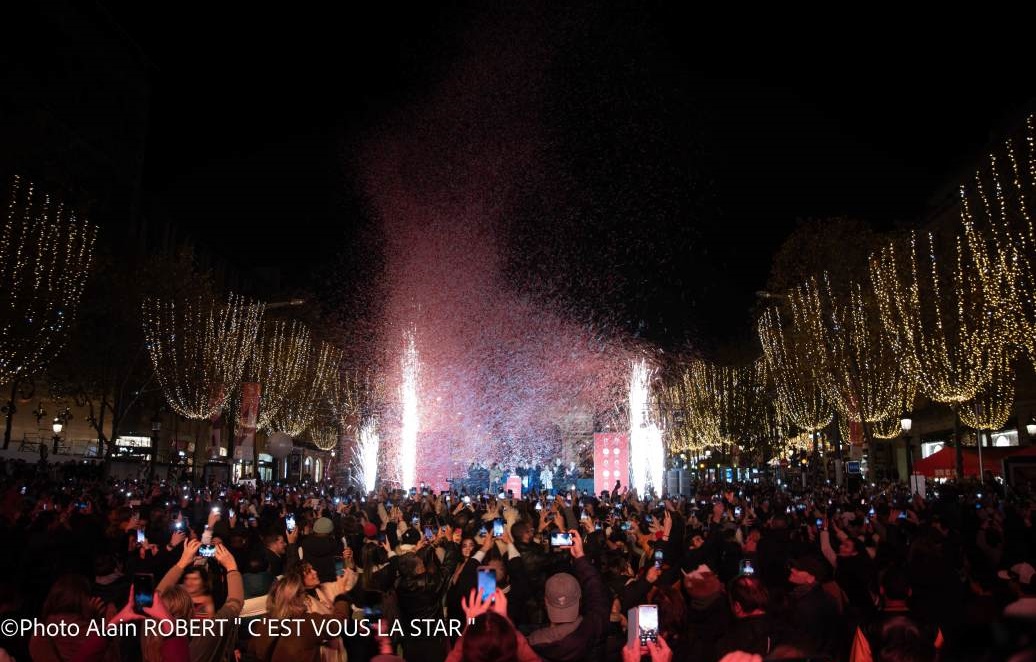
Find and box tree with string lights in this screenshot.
[670,358,768,466]
[758,307,833,438]
[677,361,726,454]
[214,319,310,475]
[959,347,1016,461]
[747,360,793,467]
[871,228,997,479]
[142,293,264,461]
[869,413,906,441]
[326,367,380,431]
[655,377,711,457]
[267,341,342,438]
[307,423,340,452]
[1,176,98,449]
[243,320,311,431]
[790,276,913,478]
[958,115,1036,364]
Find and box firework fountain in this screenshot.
[399,329,420,490]
[629,359,665,495]
[354,419,380,494]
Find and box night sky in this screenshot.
[112,3,1034,353]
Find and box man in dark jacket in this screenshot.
[602,550,666,614]
[513,522,549,588]
[784,554,844,658]
[396,538,460,662]
[527,530,610,662]
[756,515,794,589]
[681,564,731,662]
[262,528,298,576]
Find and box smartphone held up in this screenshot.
[133,573,154,614]
[628,604,658,647]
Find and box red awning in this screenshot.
[912,446,1019,478]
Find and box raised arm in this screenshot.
[157,540,201,593]
[214,544,244,617]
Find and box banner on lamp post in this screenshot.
[208,384,225,451]
[848,420,864,446]
[234,382,261,462]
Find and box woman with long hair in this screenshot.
[285,561,346,615]
[65,583,192,662]
[155,539,244,662]
[358,540,395,593]
[139,586,193,662]
[249,570,351,662]
[446,535,490,625]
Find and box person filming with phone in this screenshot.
[155,539,244,661]
[526,529,611,662]
[264,521,301,576]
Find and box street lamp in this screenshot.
[901,414,913,487]
[1026,414,1036,438]
[51,416,63,454]
[150,414,162,479]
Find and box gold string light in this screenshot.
[307,422,341,451]
[791,276,913,427]
[670,359,768,457]
[870,229,995,406]
[959,114,1036,364]
[784,431,815,452]
[326,367,378,427]
[960,346,1016,432]
[749,357,793,460]
[758,306,833,433]
[657,366,717,454]
[656,378,715,454]
[269,341,342,438]
[0,176,97,383]
[142,293,265,419]
[243,320,311,430]
[869,415,902,440]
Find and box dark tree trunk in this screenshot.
[3,379,19,450]
[953,407,964,479]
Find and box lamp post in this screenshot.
[900,414,913,489]
[150,414,162,480]
[51,416,63,454]
[1026,414,1036,439]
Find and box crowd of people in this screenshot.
[0,456,1033,662]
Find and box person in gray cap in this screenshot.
[301,516,343,583]
[526,529,611,662]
